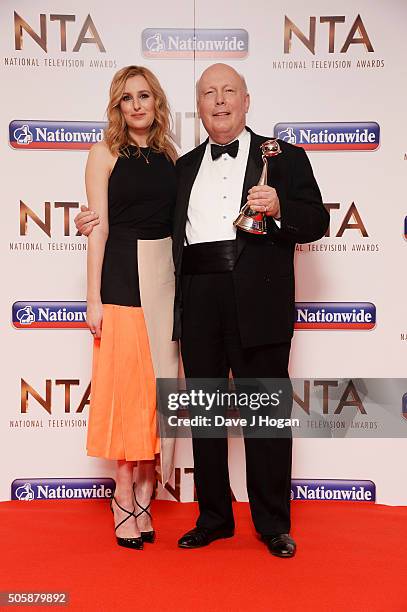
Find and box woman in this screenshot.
[86,66,178,550]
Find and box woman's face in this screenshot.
[119,75,155,136]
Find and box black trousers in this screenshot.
[181,272,292,536]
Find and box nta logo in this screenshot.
[19,200,85,238]
[295,302,376,330]
[142,29,248,58]
[13,302,87,329]
[14,12,105,53]
[274,122,380,151]
[11,478,115,500]
[9,121,105,150]
[20,379,90,415]
[284,14,373,54]
[323,202,368,238]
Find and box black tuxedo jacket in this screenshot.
[172,127,330,348]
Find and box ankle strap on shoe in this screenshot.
[132,483,152,520]
[111,496,136,532]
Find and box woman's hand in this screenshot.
[87,300,103,338]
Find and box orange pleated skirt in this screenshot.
[86,304,159,461]
[86,236,179,481]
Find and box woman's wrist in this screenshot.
[87,295,102,306]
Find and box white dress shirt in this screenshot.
[185,128,280,245]
[185,128,250,245]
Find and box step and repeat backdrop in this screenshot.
[1,0,407,505]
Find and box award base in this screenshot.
[233,210,267,235]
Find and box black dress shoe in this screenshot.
[141,530,156,544]
[110,497,144,550]
[178,527,234,549]
[261,533,296,558]
[116,535,144,550]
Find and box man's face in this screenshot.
[197,64,250,144]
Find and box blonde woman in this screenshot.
[85,66,178,550]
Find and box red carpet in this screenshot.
[1,500,407,611]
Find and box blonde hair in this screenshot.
[104,65,177,162]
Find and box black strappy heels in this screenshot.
[133,483,156,544]
[110,496,143,550]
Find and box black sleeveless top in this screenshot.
[107,146,176,239]
[101,147,177,306]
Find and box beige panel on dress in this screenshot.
[137,236,179,485]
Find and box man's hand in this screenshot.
[247,185,281,219]
[75,205,100,236]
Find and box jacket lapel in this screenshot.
[239,130,264,210]
[236,129,268,261]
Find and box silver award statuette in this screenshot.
[233,138,282,235]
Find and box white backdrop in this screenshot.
[1,0,407,505]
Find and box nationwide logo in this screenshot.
[274,122,380,151]
[142,28,248,58]
[12,301,86,329]
[9,120,105,150]
[11,478,115,501]
[295,302,376,330]
[291,479,376,501]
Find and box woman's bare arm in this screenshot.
[85,141,115,337]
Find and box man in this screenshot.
[76,63,329,557]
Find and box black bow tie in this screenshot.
[210,140,239,160]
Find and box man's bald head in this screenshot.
[196,63,250,144]
[197,63,248,96]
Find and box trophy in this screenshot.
[233,139,282,235]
